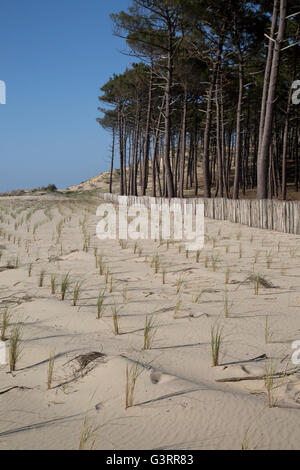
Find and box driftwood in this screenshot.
[243,274,275,289]
[216,367,300,383]
[53,351,107,390]
[0,265,16,273]
[0,386,31,395]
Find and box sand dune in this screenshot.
[0,192,300,450]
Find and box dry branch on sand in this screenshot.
[216,367,300,383]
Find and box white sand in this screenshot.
[0,193,300,450]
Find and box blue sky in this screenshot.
[0,0,131,192]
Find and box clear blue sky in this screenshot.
[0,0,131,192]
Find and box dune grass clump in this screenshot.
[174,296,182,318]
[125,363,140,410]
[143,316,157,350]
[204,255,209,268]
[224,288,231,318]
[1,306,10,341]
[264,361,287,408]
[211,325,223,367]
[122,284,128,303]
[119,240,127,250]
[56,220,63,240]
[9,325,22,372]
[98,254,105,276]
[109,275,114,294]
[83,234,90,253]
[193,288,205,304]
[254,274,260,295]
[78,418,97,450]
[39,269,46,287]
[94,247,98,267]
[51,275,56,295]
[105,267,110,285]
[73,281,83,306]
[264,363,276,408]
[33,223,39,237]
[265,316,273,344]
[61,273,70,301]
[112,306,120,335]
[176,276,184,294]
[211,254,219,272]
[266,251,273,269]
[47,350,55,390]
[254,250,260,264]
[97,289,106,319]
[151,254,160,274]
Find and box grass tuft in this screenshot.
[78,418,97,450]
[51,275,56,295]
[73,281,83,306]
[9,325,22,372]
[97,289,106,319]
[61,273,70,301]
[1,306,10,341]
[112,305,120,335]
[125,363,140,410]
[47,350,55,390]
[211,325,223,367]
[265,316,273,344]
[39,269,46,287]
[143,316,157,350]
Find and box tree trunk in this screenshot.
[257,0,286,199]
[178,84,187,198]
[118,107,125,195]
[282,83,293,200]
[163,26,175,198]
[233,51,244,200]
[109,127,115,194]
[202,29,225,198]
[142,62,153,195]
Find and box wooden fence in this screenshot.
[100,193,300,235]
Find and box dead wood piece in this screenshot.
[0,265,16,272]
[0,386,32,395]
[75,351,106,369]
[216,367,300,383]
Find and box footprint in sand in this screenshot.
[150,371,162,384]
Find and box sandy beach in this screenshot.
[0,192,299,450]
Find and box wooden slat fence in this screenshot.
[100,194,300,235]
